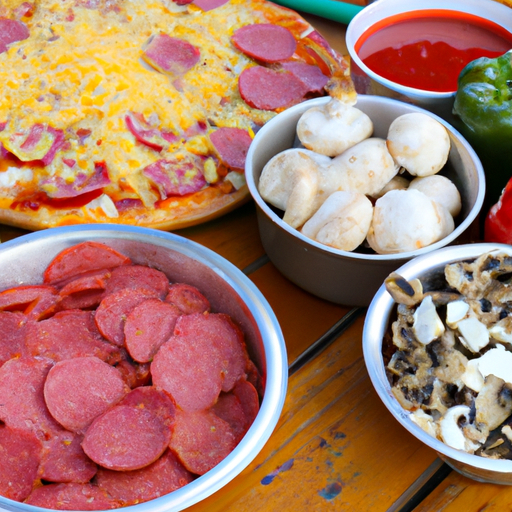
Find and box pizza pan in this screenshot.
[0,224,287,512]
[245,94,485,307]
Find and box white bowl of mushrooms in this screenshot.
[364,243,512,484]
[245,95,485,306]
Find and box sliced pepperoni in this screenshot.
[0,284,58,319]
[0,424,41,501]
[0,357,62,440]
[231,23,297,63]
[233,377,260,427]
[119,386,176,428]
[211,392,248,444]
[280,61,329,93]
[169,409,236,475]
[25,309,122,363]
[165,282,210,315]
[175,312,249,392]
[0,18,29,54]
[238,66,309,111]
[142,157,207,199]
[0,311,27,366]
[82,405,172,471]
[103,265,169,299]
[43,241,131,285]
[57,288,105,311]
[39,430,98,484]
[192,0,229,11]
[143,33,200,76]
[44,356,129,433]
[57,269,111,310]
[25,483,118,510]
[209,127,252,172]
[245,357,263,396]
[151,328,223,411]
[115,358,151,388]
[124,299,180,363]
[94,449,194,505]
[125,111,169,152]
[95,287,160,346]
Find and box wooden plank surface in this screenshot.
[413,471,512,511]
[177,202,265,271]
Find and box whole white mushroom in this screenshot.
[301,191,373,251]
[372,174,410,199]
[258,148,331,229]
[367,189,455,254]
[326,137,399,197]
[296,98,373,157]
[386,113,450,177]
[409,175,462,217]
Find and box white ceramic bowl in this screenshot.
[363,243,512,484]
[346,0,512,122]
[245,95,485,307]
[0,225,288,512]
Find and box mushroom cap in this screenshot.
[327,137,399,197]
[296,98,373,157]
[386,113,450,177]
[409,175,461,217]
[366,189,454,254]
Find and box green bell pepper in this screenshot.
[452,50,512,208]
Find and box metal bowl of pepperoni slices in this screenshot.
[0,225,287,512]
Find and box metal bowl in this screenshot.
[345,0,512,122]
[0,224,288,512]
[363,243,512,484]
[245,95,485,307]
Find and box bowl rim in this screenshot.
[245,95,486,262]
[363,242,512,473]
[345,0,512,99]
[0,224,288,512]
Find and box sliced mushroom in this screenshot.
[385,272,424,306]
[412,296,445,345]
[475,375,512,434]
[410,409,439,438]
[439,405,479,452]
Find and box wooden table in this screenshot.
[4,6,512,512]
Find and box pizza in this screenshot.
[0,0,355,231]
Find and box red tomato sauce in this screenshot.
[355,10,512,93]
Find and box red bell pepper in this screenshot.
[484,176,512,244]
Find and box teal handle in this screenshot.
[273,0,365,25]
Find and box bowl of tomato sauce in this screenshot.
[346,0,512,121]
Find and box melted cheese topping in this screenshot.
[0,0,351,227]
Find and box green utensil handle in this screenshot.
[273,0,365,25]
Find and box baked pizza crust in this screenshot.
[0,0,354,231]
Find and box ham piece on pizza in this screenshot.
[0,0,355,230]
